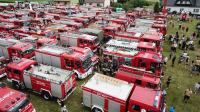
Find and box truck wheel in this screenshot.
[42,92,51,100]
[92,107,102,112]
[12,81,21,90]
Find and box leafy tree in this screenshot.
[154,2,160,13]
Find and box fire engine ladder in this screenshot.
[95,73,125,86]
[0,39,15,47]
[47,45,74,54]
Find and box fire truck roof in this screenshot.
[106,39,139,50]
[142,33,162,41]
[0,39,16,47]
[79,28,102,35]
[0,84,26,111]
[104,46,139,57]
[83,73,134,101]
[7,58,36,71]
[116,32,143,39]
[137,42,156,50]
[37,45,74,55]
[11,42,34,52]
[60,32,97,40]
[130,86,162,108]
[26,64,74,84]
[136,52,162,62]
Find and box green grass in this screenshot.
[162,17,200,112]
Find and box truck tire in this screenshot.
[42,91,51,100]
[12,81,21,90]
[92,107,102,112]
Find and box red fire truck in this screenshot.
[0,56,8,78]
[82,73,164,112]
[102,45,163,74]
[105,39,157,52]
[6,58,76,100]
[0,82,36,112]
[59,32,100,52]
[35,45,95,79]
[115,65,161,89]
[0,38,35,59]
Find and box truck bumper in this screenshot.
[78,67,93,79]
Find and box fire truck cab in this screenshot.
[115,65,161,89]
[35,45,94,79]
[82,73,164,112]
[6,58,76,100]
[59,32,100,52]
[0,82,36,112]
[0,39,35,59]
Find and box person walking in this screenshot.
[183,88,193,103]
[172,55,176,67]
[186,27,189,32]
[166,76,172,88]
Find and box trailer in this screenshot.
[115,65,161,89]
[6,58,76,100]
[0,82,36,112]
[82,73,164,112]
[35,45,95,79]
[59,32,100,52]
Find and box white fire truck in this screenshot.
[82,73,164,112]
[105,39,157,52]
[0,38,35,59]
[59,32,100,52]
[35,45,95,79]
[0,82,36,112]
[6,58,76,100]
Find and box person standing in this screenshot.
[172,55,176,67]
[183,88,193,103]
[57,99,68,112]
[186,27,189,32]
[169,106,175,112]
[166,76,172,88]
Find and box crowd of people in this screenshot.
[162,15,200,112]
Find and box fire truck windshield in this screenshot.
[82,57,92,70]
[7,98,30,112]
[20,46,35,55]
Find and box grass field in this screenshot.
[162,17,200,112]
